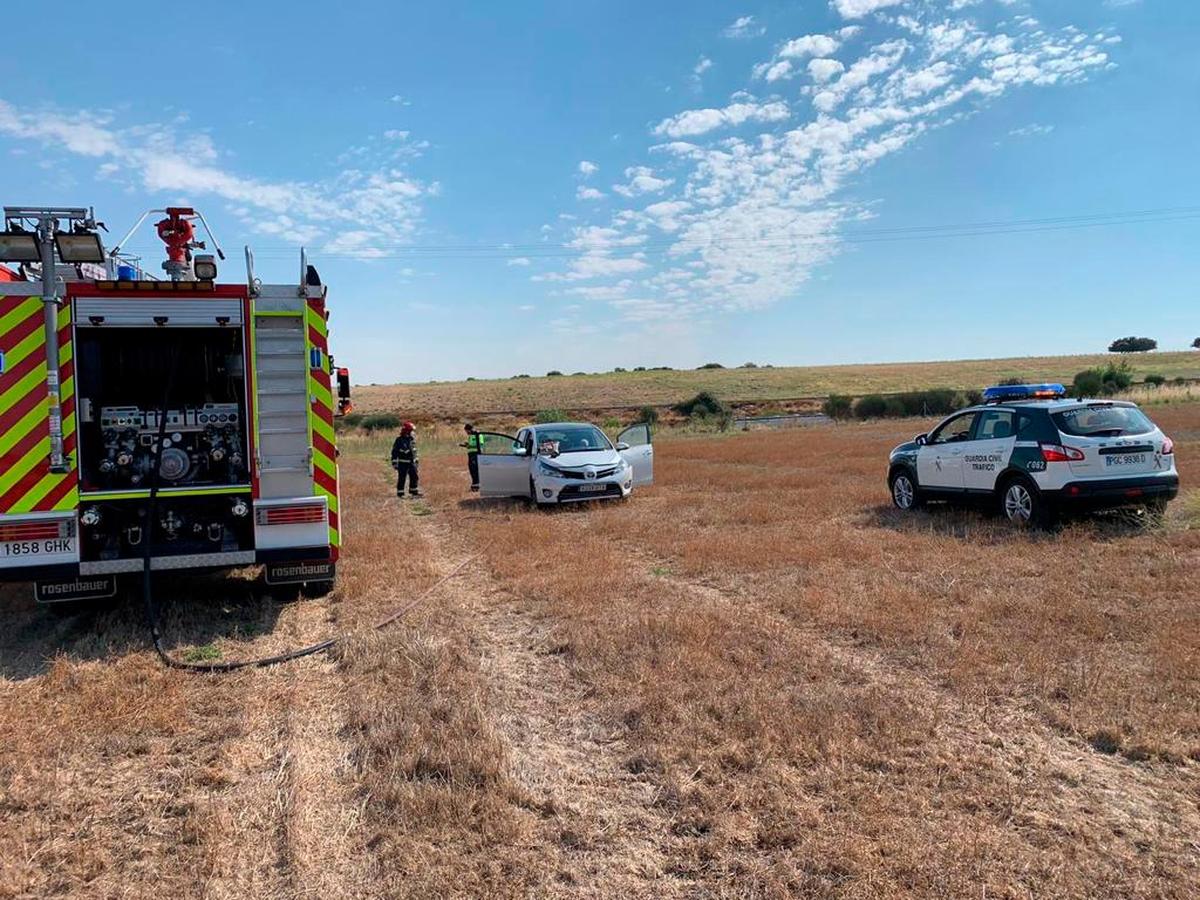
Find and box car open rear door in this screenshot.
[476,433,530,497]
[616,423,654,487]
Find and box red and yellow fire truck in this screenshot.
[0,205,349,605]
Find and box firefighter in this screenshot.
[391,421,422,498]
[460,423,483,491]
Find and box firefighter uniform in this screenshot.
[391,429,420,497]
[462,426,483,490]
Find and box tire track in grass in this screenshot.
[407,500,687,895]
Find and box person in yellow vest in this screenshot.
[460,423,483,491]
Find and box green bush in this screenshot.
[636,405,660,425]
[740,361,758,368]
[361,413,401,432]
[672,391,728,418]
[697,362,724,370]
[613,367,627,373]
[1072,369,1105,398]
[1192,337,1200,349]
[514,373,531,379]
[338,412,364,429]
[884,397,908,418]
[822,394,853,419]
[853,395,888,419]
[572,371,587,376]
[547,370,563,377]
[633,366,646,372]
[1144,373,1167,387]
[535,408,567,424]
[997,376,1025,386]
[603,417,621,430]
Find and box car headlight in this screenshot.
[537,460,563,478]
[613,458,629,472]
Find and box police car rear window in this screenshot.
[1051,405,1154,438]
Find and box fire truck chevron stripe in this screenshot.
[0,296,78,516]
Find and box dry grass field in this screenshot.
[355,351,1200,421]
[2,403,1199,897]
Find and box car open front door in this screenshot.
[476,433,531,498]
[616,423,654,487]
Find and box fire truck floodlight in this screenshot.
[54,230,106,263]
[0,229,40,262]
[193,254,218,280]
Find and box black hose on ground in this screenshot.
[138,346,473,673]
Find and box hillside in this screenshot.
[355,350,1200,420]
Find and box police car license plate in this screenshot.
[579,483,606,492]
[1105,453,1146,467]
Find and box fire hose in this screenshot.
[140,350,472,672]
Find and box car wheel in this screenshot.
[1000,476,1046,528]
[889,469,922,511]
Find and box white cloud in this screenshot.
[578,159,599,176]
[577,185,607,200]
[507,257,531,266]
[808,58,846,82]
[541,8,1118,322]
[694,57,713,77]
[0,100,433,258]
[831,0,905,19]
[1008,123,1054,138]
[723,15,765,39]
[779,34,841,60]
[612,165,674,197]
[653,100,790,138]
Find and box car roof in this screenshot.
[528,422,597,430]
[964,398,1138,414]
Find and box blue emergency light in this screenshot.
[982,383,1067,403]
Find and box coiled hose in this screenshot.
[139,349,471,672]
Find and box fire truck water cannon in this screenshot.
[109,206,226,281]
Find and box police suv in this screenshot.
[887,384,1179,526]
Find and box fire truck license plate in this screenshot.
[1,537,75,560]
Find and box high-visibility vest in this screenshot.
[467,433,483,452]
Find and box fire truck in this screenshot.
[0,206,350,605]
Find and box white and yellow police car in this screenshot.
[888,384,1179,526]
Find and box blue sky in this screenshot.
[1,0,1196,383]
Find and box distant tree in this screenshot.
[466,377,477,381]
[546,370,563,377]
[1108,336,1157,353]
[697,362,724,370]
[613,367,627,373]
[1144,373,1167,387]
[740,361,758,368]
[997,376,1025,386]
[1192,337,1200,349]
[1072,362,1133,398]
[514,373,531,379]
[633,366,647,372]
[571,371,587,376]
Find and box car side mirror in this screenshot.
[915,433,927,446]
[512,446,527,456]
[616,441,630,451]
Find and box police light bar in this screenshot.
[983,383,1067,403]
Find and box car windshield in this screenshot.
[1052,404,1155,438]
[537,425,611,454]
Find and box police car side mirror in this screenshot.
[915,433,927,446]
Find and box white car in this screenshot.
[475,422,654,504]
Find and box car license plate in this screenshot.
[1,537,75,560]
[579,483,607,492]
[1105,454,1146,467]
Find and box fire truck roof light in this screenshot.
[54,231,106,263]
[0,230,40,262]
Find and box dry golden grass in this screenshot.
[355,350,1200,421]
[2,403,1198,897]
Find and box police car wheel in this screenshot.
[1001,477,1040,527]
[890,470,921,511]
